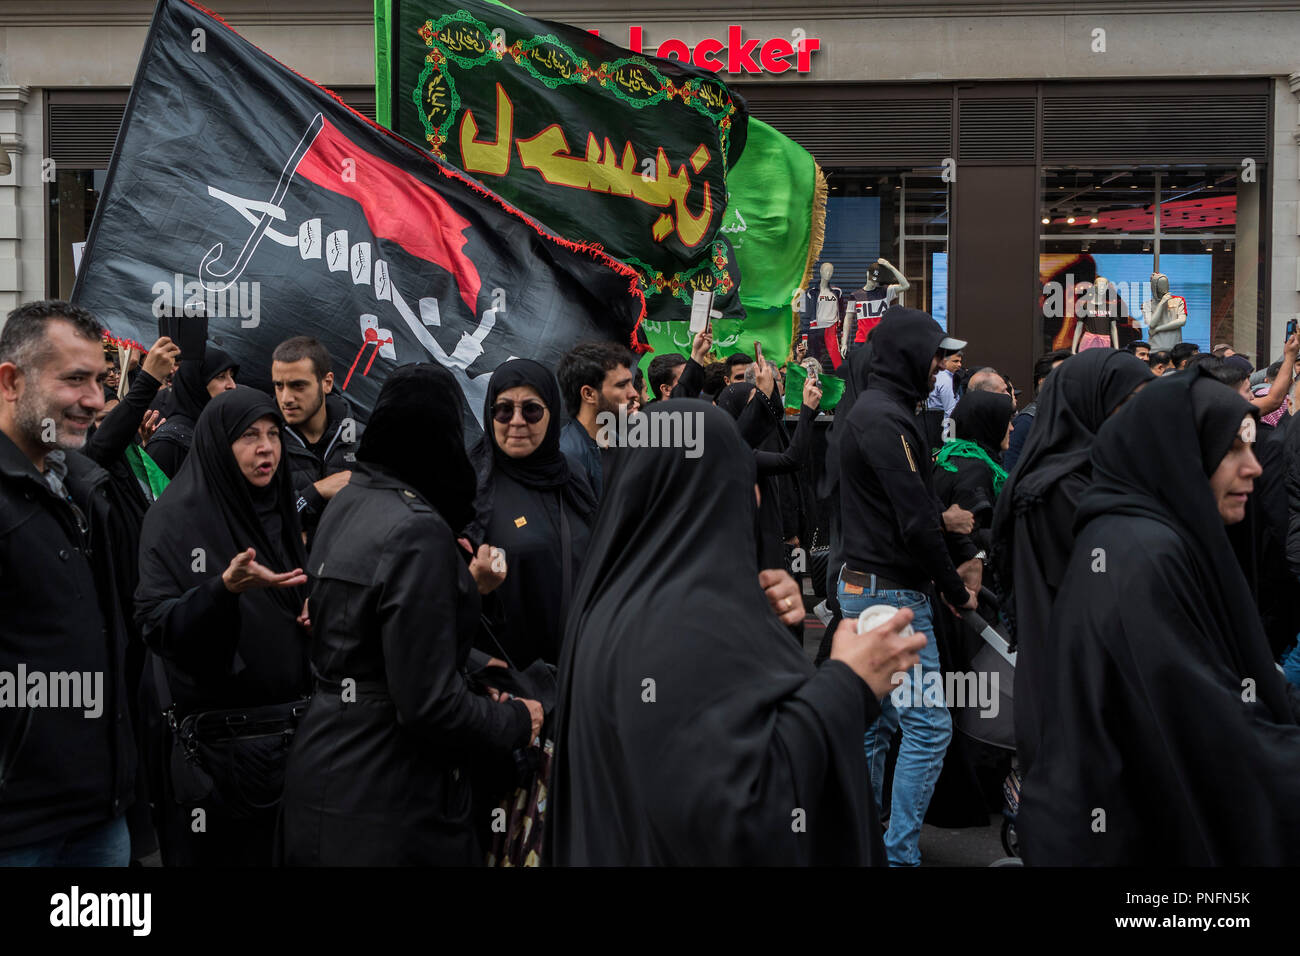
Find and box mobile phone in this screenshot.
[689,290,713,335]
[157,312,209,362]
[1288,317,1297,339]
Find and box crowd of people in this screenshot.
[3,295,1300,867]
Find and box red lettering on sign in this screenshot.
[692,37,725,71]
[796,36,821,72]
[760,37,794,73]
[726,24,761,73]
[656,37,690,62]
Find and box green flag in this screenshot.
[375,0,749,329]
[783,361,844,412]
[638,118,825,377]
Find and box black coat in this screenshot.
[278,466,532,865]
[0,433,136,849]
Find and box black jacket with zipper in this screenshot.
[0,431,136,849]
[282,392,362,540]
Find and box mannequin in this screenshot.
[841,257,909,356]
[1142,272,1187,352]
[1072,276,1120,352]
[810,262,845,368]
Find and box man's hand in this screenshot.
[312,470,352,500]
[802,375,823,410]
[943,586,980,617]
[296,598,311,633]
[138,409,165,446]
[942,503,975,535]
[795,339,808,362]
[501,693,544,742]
[1286,332,1300,365]
[461,539,507,595]
[956,557,983,594]
[690,324,714,366]
[759,568,805,627]
[221,548,308,594]
[830,611,927,699]
[141,336,181,383]
[755,350,776,398]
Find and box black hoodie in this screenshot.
[838,307,968,607]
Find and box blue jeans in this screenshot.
[0,815,130,867]
[837,567,952,867]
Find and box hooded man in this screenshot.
[835,305,978,867]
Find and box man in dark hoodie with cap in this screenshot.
[836,306,978,867]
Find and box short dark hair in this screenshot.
[0,299,105,373]
[1149,350,1172,366]
[647,352,687,399]
[556,341,635,416]
[1125,341,1149,353]
[701,361,728,399]
[1196,354,1249,389]
[272,335,332,379]
[1171,342,1200,365]
[1267,360,1283,380]
[1033,349,1071,391]
[725,353,753,370]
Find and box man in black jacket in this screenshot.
[271,336,361,544]
[0,300,136,865]
[836,306,978,867]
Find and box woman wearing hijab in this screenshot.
[135,386,310,865]
[714,376,822,571]
[989,348,1152,778]
[1018,368,1300,864]
[548,401,927,866]
[147,345,238,478]
[278,365,542,867]
[926,390,1015,828]
[471,359,596,669]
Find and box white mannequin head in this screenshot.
[819,262,833,287]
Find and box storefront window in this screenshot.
[47,168,107,299]
[804,167,949,371]
[1038,166,1262,359]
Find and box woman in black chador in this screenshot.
[471,359,595,669]
[547,401,926,866]
[989,348,1151,777]
[1018,368,1300,865]
[147,345,238,478]
[135,387,310,865]
[277,364,540,866]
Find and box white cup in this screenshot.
[856,604,914,637]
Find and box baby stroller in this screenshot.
[956,591,1020,859]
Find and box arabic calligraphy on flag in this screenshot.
[376,0,749,325]
[72,0,645,431]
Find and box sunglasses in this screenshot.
[492,400,547,424]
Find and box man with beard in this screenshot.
[836,306,978,867]
[0,300,137,866]
[556,341,638,498]
[271,336,362,544]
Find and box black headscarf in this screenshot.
[1074,369,1282,716]
[1018,368,1300,864]
[357,363,478,535]
[952,389,1014,457]
[139,386,305,612]
[476,359,596,521]
[167,345,238,421]
[715,381,757,420]
[547,402,883,865]
[999,348,1153,507]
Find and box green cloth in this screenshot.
[637,120,825,381]
[125,444,169,502]
[933,439,1008,496]
[782,360,845,412]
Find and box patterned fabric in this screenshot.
[486,738,553,868]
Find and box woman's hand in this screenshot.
[830,611,927,699]
[501,693,544,741]
[802,375,823,410]
[138,409,164,446]
[460,539,507,594]
[221,547,308,594]
[759,568,805,627]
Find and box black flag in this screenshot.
[72,0,645,431]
